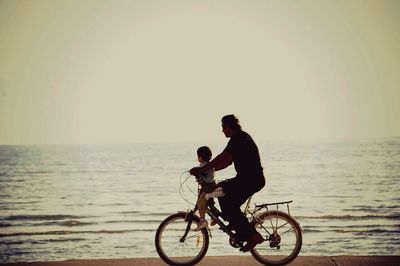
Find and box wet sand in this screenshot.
[2,256,400,266]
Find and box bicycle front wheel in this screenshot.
[250,210,302,265]
[155,212,209,266]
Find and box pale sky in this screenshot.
[0,0,399,145]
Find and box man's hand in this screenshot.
[189,167,202,177]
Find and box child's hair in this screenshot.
[197,146,212,162]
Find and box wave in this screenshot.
[115,211,173,217]
[32,220,96,227]
[0,229,154,237]
[99,203,129,207]
[296,214,400,220]
[59,170,119,174]
[0,178,26,182]
[34,219,161,226]
[1,201,41,205]
[104,219,161,224]
[0,214,92,221]
[354,229,400,235]
[40,238,86,243]
[0,238,86,245]
[342,205,400,211]
[0,222,12,227]
[303,228,400,234]
[303,224,399,229]
[2,218,165,227]
[115,245,137,249]
[320,195,358,199]
[0,170,55,177]
[114,210,141,214]
[23,170,54,175]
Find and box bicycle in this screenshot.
[155,173,302,265]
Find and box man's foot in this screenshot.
[239,232,264,252]
[194,220,208,231]
[210,219,217,226]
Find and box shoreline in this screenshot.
[2,256,400,266]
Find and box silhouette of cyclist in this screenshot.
[190,114,265,252]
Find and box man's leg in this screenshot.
[218,180,257,241]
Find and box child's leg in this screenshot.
[197,192,207,219]
[194,192,208,231]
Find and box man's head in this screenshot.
[221,114,241,138]
[197,146,212,163]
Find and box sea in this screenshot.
[1,138,399,263]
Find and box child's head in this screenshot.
[197,146,212,163]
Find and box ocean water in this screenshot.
[0,138,399,263]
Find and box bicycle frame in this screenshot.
[157,173,302,266]
[179,195,295,245]
[178,200,237,244]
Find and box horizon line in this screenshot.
[1,135,399,146]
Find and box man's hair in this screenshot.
[221,114,242,131]
[197,146,212,162]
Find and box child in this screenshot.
[193,146,216,231]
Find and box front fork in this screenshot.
[179,210,195,242]
[179,209,213,243]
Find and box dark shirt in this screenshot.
[223,130,264,180]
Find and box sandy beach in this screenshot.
[2,256,400,266]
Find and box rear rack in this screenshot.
[255,200,293,207]
[255,200,293,216]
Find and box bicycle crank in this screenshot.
[229,237,244,248]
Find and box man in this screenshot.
[190,114,265,252]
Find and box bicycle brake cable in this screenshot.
[179,171,195,206]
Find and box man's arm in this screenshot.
[208,151,233,171]
[190,151,232,176]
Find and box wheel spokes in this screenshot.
[251,212,302,265]
[156,214,209,265]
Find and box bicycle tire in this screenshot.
[250,210,302,266]
[155,212,209,266]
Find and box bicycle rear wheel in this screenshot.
[155,212,209,266]
[250,210,302,265]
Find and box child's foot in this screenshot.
[194,219,208,231]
